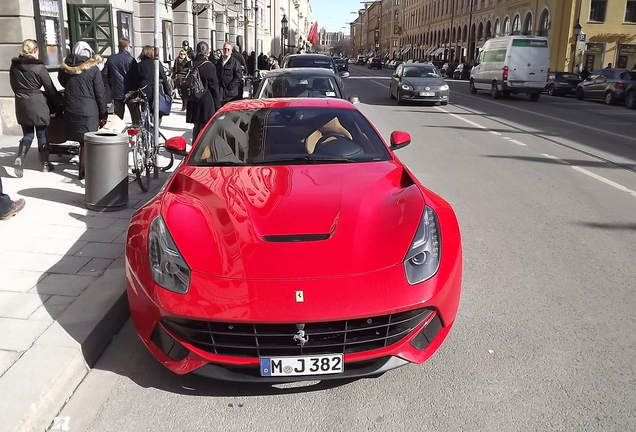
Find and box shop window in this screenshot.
[589,0,607,22]
[34,0,66,67]
[626,0,636,23]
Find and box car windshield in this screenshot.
[558,73,580,80]
[404,67,440,78]
[257,76,341,98]
[189,107,392,166]
[287,57,333,69]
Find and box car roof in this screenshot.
[403,63,436,67]
[285,54,333,60]
[219,97,357,113]
[261,67,337,77]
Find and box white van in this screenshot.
[469,36,550,101]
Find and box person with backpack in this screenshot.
[185,41,221,141]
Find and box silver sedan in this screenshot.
[389,64,450,105]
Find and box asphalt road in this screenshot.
[55,65,636,432]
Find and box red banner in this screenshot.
[308,22,318,45]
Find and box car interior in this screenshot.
[192,108,390,165]
[259,77,339,98]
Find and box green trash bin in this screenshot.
[84,131,129,211]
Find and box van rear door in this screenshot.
[507,38,549,89]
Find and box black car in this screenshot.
[281,54,340,75]
[368,57,384,69]
[625,81,636,109]
[356,56,366,65]
[333,57,348,72]
[546,71,582,96]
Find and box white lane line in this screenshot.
[434,106,489,130]
[541,153,636,197]
[490,131,502,136]
[503,136,511,139]
[509,139,527,146]
[456,93,636,143]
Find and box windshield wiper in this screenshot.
[251,157,358,165]
[195,161,247,166]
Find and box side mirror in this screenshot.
[165,136,188,157]
[348,95,360,104]
[389,131,411,151]
[340,71,350,78]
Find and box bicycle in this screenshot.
[123,86,174,192]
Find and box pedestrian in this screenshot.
[580,67,591,80]
[606,62,612,68]
[137,45,172,123]
[631,64,636,71]
[58,41,107,180]
[103,38,138,119]
[257,52,268,71]
[217,42,243,105]
[172,49,191,110]
[268,55,280,70]
[573,64,580,76]
[10,38,62,177]
[0,177,25,221]
[181,40,195,61]
[247,51,256,76]
[185,41,221,141]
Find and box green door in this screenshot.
[68,4,114,56]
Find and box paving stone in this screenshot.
[29,296,76,322]
[80,228,125,243]
[33,274,96,297]
[0,318,50,351]
[1,237,87,255]
[0,349,21,377]
[1,270,45,293]
[74,242,124,259]
[1,224,85,242]
[77,258,115,276]
[47,256,93,274]
[0,292,49,319]
[0,252,89,273]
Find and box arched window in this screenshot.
[463,25,468,42]
[522,13,533,35]
[503,17,511,35]
[494,19,501,36]
[511,14,521,35]
[485,21,492,39]
[452,27,457,42]
[538,9,550,36]
[477,22,484,40]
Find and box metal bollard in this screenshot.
[84,131,129,211]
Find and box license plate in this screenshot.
[419,91,435,96]
[510,82,524,87]
[260,354,344,376]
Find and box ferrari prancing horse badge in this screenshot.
[295,291,304,302]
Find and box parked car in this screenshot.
[127,97,463,381]
[545,71,582,96]
[440,62,459,78]
[453,62,473,80]
[576,68,636,105]
[470,35,550,101]
[431,61,444,72]
[356,55,366,65]
[333,57,348,72]
[253,67,358,104]
[389,63,450,105]
[368,57,384,69]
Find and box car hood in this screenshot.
[161,162,425,279]
[403,77,446,87]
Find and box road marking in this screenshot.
[509,139,527,146]
[541,154,636,197]
[490,131,502,136]
[434,106,489,130]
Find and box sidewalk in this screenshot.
[0,102,191,432]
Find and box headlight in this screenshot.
[440,84,449,91]
[401,84,413,90]
[148,216,191,294]
[404,206,441,285]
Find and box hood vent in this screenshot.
[262,234,331,243]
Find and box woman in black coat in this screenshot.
[137,45,172,120]
[185,42,221,141]
[58,41,108,180]
[10,39,62,177]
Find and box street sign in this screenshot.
[579,33,586,42]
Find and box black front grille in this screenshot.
[161,308,434,358]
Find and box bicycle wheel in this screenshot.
[156,131,175,172]
[135,130,151,192]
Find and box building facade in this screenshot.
[0,0,312,135]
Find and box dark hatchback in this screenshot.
[546,71,582,96]
[333,57,348,72]
[368,57,384,69]
[576,68,636,105]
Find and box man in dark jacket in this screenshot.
[232,45,248,99]
[186,41,221,141]
[257,52,268,71]
[58,41,108,180]
[182,40,195,62]
[218,43,243,105]
[104,38,138,119]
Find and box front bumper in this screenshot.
[126,244,461,381]
[401,89,450,103]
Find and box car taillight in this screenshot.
[616,82,627,89]
[503,66,508,81]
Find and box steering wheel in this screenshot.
[315,132,353,149]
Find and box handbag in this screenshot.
[158,85,172,116]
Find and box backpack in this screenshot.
[179,61,209,102]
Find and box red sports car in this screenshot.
[126,98,462,382]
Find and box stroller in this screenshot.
[46,90,80,156]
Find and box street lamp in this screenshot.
[281,14,288,56]
[572,21,582,72]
